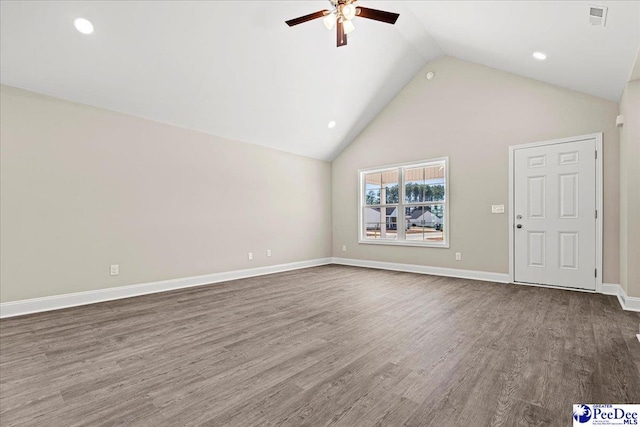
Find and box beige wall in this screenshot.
[619,79,640,298]
[332,57,620,283]
[0,85,332,302]
[1,56,627,303]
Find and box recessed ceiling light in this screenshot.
[328,121,336,129]
[74,18,94,34]
[533,52,547,61]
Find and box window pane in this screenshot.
[365,173,381,191]
[382,170,399,204]
[404,163,446,203]
[404,167,425,203]
[424,164,446,202]
[364,172,381,205]
[365,189,381,205]
[405,205,445,242]
[364,207,398,240]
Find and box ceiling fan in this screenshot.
[285,0,399,47]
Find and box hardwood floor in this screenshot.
[1,265,639,426]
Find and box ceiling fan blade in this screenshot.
[285,10,328,27]
[356,7,399,25]
[337,20,347,47]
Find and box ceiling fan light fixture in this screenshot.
[284,3,399,47]
[343,19,355,34]
[342,4,356,20]
[323,13,336,30]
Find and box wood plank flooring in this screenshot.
[1,265,639,426]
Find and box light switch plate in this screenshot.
[491,205,505,214]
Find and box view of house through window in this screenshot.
[360,158,448,246]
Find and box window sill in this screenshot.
[358,239,450,249]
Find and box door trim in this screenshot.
[508,133,603,293]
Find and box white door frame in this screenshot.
[508,133,603,293]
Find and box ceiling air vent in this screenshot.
[588,5,608,27]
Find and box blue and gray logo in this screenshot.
[573,404,592,423]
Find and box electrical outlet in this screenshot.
[455,253,462,261]
[342,245,347,252]
[267,249,272,257]
[110,265,119,276]
[248,252,253,261]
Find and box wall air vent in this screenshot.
[588,5,608,27]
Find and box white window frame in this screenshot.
[358,157,450,248]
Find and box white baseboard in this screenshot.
[602,283,640,312]
[331,257,510,283]
[602,282,620,296]
[0,258,333,319]
[332,259,640,313]
[3,259,637,318]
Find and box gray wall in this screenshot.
[619,78,640,298]
[0,85,332,302]
[332,57,620,283]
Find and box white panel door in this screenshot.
[513,138,596,290]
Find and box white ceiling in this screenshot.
[1,1,639,160]
[407,1,640,102]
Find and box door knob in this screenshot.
[516,224,523,229]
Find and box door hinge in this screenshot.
[595,209,598,219]
[595,151,598,159]
[595,268,597,278]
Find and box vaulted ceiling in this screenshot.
[2,1,639,160]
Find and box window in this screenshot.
[359,158,449,247]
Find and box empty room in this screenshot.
[1,1,639,426]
